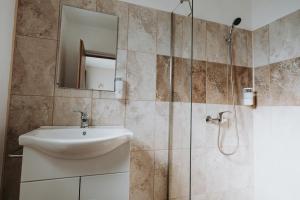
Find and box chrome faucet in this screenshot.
[206,111,231,123]
[74,111,89,128]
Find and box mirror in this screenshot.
[57,5,118,91]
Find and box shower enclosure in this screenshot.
[168,0,254,199]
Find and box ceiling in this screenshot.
[120,0,300,30]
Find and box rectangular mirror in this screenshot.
[57,5,118,91]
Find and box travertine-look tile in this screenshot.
[7,95,53,154]
[229,66,252,105]
[191,103,206,149]
[53,97,91,126]
[253,25,269,67]
[93,50,127,99]
[127,51,156,101]
[128,4,157,53]
[206,62,228,104]
[182,16,192,59]
[255,65,271,106]
[12,36,56,96]
[154,150,168,200]
[191,148,206,196]
[125,101,155,151]
[270,57,300,105]
[54,87,92,98]
[206,21,228,63]
[96,0,128,49]
[172,14,184,58]
[2,158,22,200]
[130,151,154,200]
[247,30,253,68]
[232,28,249,67]
[62,0,97,11]
[156,55,170,102]
[17,0,59,39]
[154,102,169,150]
[157,11,171,56]
[171,102,191,150]
[91,99,125,126]
[269,10,300,63]
[169,149,190,199]
[192,60,206,103]
[193,19,206,61]
[173,57,191,102]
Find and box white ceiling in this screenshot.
[120,0,300,30]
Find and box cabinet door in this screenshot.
[20,177,79,200]
[80,173,129,200]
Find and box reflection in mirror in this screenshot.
[57,5,118,91]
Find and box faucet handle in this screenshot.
[73,110,88,118]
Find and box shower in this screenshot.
[206,17,242,156]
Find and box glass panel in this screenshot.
[168,1,193,199]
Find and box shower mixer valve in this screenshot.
[206,111,232,124]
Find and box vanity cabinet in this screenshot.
[19,143,130,200]
[20,178,80,200]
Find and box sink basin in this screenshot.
[19,127,133,159]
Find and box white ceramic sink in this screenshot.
[19,126,133,159]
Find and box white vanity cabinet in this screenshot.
[20,178,80,200]
[19,143,130,200]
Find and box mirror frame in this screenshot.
[56,4,119,92]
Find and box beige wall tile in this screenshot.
[270,57,300,106]
[255,65,271,106]
[154,150,168,200]
[53,97,91,126]
[247,31,253,68]
[7,95,54,154]
[157,11,171,56]
[193,19,206,61]
[11,36,56,96]
[206,21,228,64]
[54,87,92,98]
[253,25,269,67]
[192,60,206,103]
[171,102,191,150]
[182,16,192,59]
[128,4,157,53]
[191,148,206,196]
[228,66,252,105]
[125,101,155,151]
[91,99,125,126]
[62,0,97,11]
[173,57,191,102]
[156,55,170,102]
[169,149,190,199]
[206,62,228,104]
[96,0,128,49]
[232,28,249,67]
[172,14,184,58]
[127,51,156,101]
[191,103,206,149]
[16,0,59,40]
[269,10,300,63]
[130,151,154,200]
[154,102,169,150]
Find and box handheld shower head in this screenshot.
[232,18,241,26]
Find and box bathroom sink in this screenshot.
[19,127,133,159]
